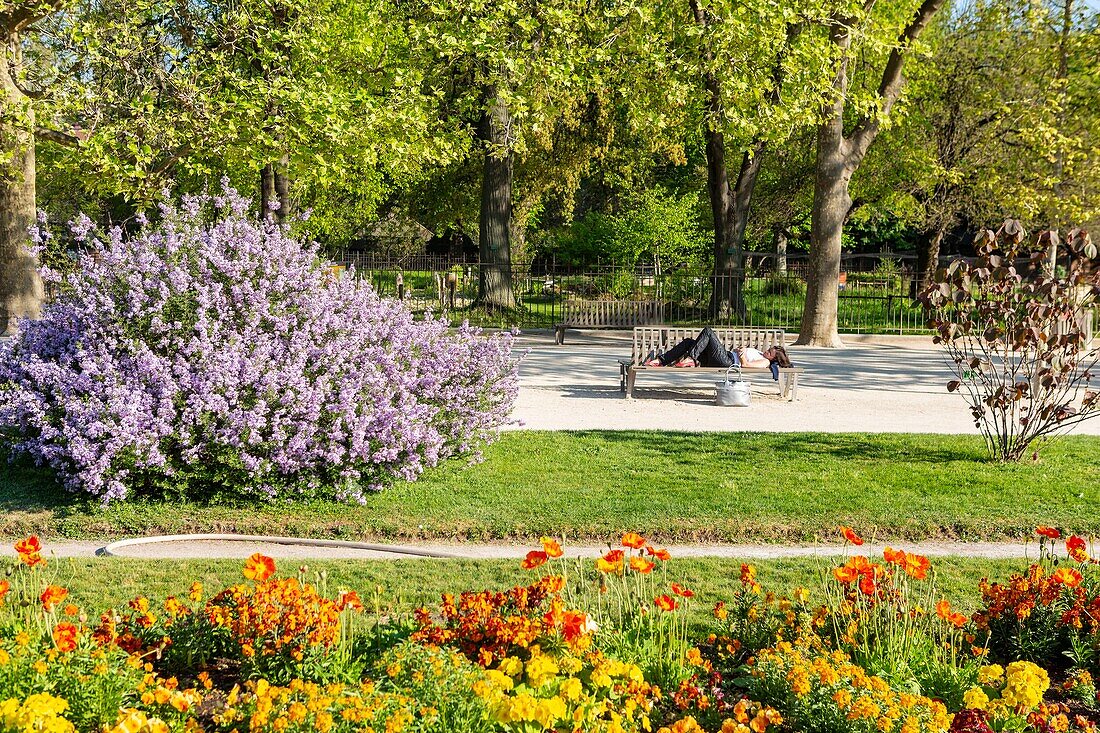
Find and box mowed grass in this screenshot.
[2,431,1099,543]
[48,555,1025,626]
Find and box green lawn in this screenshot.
[3,431,1099,543]
[48,555,1025,624]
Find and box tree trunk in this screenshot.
[0,33,44,335]
[475,89,516,311]
[912,225,944,299]
[274,152,291,225]
[260,164,276,220]
[798,118,850,347]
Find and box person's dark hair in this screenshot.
[771,345,793,368]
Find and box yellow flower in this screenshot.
[498,656,523,678]
[963,687,989,710]
[560,677,583,701]
[978,664,1004,685]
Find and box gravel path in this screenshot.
[1,538,1041,561]
[508,332,1100,434]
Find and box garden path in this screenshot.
[509,332,1100,435]
[2,538,1041,561]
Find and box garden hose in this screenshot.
[99,533,459,559]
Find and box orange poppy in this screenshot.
[52,622,79,653]
[671,582,695,598]
[629,556,655,574]
[1035,526,1061,540]
[902,553,931,580]
[622,532,646,549]
[15,535,44,568]
[883,547,907,566]
[561,610,596,641]
[337,590,364,611]
[839,526,864,546]
[243,553,276,581]
[646,547,672,561]
[597,549,624,574]
[40,585,69,611]
[858,575,877,596]
[0,580,9,602]
[521,550,548,570]
[1053,567,1083,587]
[540,537,564,558]
[654,594,678,612]
[833,565,859,584]
[936,599,953,620]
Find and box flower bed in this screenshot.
[1,529,1098,732]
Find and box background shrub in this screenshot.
[0,185,519,503]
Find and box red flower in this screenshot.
[839,526,864,546]
[597,549,624,574]
[52,622,79,653]
[671,582,695,598]
[622,532,646,550]
[646,546,672,561]
[561,610,596,642]
[858,574,877,596]
[40,585,69,611]
[1067,535,1090,562]
[540,537,564,558]
[521,550,548,570]
[655,594,678,612]
[337,590,363,611]
[242,553,276,581]
[1036,526,1061,540]
[833,565,859,584]
[14,536,44,568]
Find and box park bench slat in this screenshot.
[554,300,663,344]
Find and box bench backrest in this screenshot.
[631,326,786,364]
[561,300,663,327]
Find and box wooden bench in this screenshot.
[619,326,803,401]
[554,300,663,344]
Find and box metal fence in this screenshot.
[332,252,938,334]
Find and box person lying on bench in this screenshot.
[643,327,792,378]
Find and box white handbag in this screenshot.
[715,366,751,407]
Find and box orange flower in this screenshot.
[597,549,624,574]
[521,550,548,570]
[646,547,672,561]
[52,622,79,653]
[622,532,646,549]
[62,603,79,616]
[833,565,858,584]
[858,574,877,596]
[629,556,655,574]
[1052,567,1083,587]
[40,585,69,611]
[540,537,564,558]
[1066,535,1090,562]
[671,582,695,598]
[337,590,363,611]
[0,580,9,602]
[1036,526,1061,540]
[839,526,864,546]
[902,553,931,580]
[740,564,757,585]
[243,553,276,581]
[655,594,678,612]
[883,547,907,566]
[14,536,44,568]
[561,610,596,642]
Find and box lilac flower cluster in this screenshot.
[0,186,519,503]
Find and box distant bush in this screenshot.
[0,185,519,503]
[762,275,805,296]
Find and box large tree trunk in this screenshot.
[799,129,850,347]
[260,164,276,220]
[1,33,44,335]
[912,225,944,299]
[475,90,516,311]
[274,152,291,225]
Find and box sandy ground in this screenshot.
[1,538,1042,561]
[507,331,1100,434]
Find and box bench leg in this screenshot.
[619,363,627,393]
[555,327,565,345]
[788,374,798,401]
[779,373,788,400]
[625,369,637,399]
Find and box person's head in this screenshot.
[770,345,792,368]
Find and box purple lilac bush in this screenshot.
[0,186,519,503]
